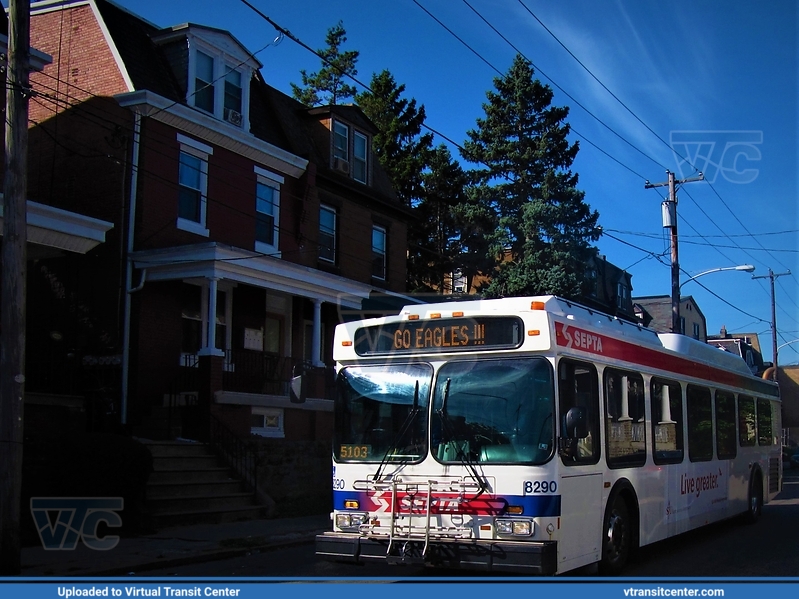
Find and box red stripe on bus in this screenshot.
[554,322,778,397]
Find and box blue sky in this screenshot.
[107,1,798,364]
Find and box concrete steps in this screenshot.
[142,440,266,528]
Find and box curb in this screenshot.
[22,531,319,578]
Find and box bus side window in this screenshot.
[604,368,646,469]
[687,385,713,462]
[558,359,600,465]
[651,378,683,464]
[756,398,773,446]
[738,396,756,447]
[715,391,737,460]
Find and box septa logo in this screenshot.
[30,497,123,551]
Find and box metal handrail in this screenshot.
[208,411,260,500]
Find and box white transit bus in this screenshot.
[310,296,782,575]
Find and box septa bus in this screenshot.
[303,295,781,575]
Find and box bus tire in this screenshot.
[599,493,631,575]
[743,472,763,524]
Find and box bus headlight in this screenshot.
[495,519,533,536]
[335,513,368,529]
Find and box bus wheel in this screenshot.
[599,495,630,575]
[743,473,763,524]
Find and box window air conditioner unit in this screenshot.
[333,157,350,174]
[224,108,243,126]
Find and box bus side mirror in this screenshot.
[558,407,588,459]
[564,406,588,439]
[289,374,306,404]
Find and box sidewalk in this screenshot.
[20,514,331,577]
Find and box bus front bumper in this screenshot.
[315,532,557,575]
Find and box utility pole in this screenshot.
[645,170,704,333]
[752,267,791,381]
[0,0,31,575]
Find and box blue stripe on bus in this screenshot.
[333,490,561,517]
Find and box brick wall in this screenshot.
[30,4,130,123]
[254,439,332,516]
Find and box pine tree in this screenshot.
[410,145,468,293]
[462,54,600,299]
[356,70,432,207]
[291,21,359,106]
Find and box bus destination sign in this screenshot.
[353,316,524,356]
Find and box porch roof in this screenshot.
[131,242,375,308]
[0,199,114,255]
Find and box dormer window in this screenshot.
[153,26,261,131]
[194,51,215,113]
[331,119,368,183]
[333,122,348,161]
[616,282,628,309]
[187,41,252,130]
[353,131,367,183]
[224,68,242,124]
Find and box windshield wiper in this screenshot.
[437,378,489,499]
[372,381,420,482]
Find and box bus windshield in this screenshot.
[432,357,555,465]
[334,363,432,463]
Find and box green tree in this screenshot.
[291,21,359,106]
[356,70,432,207]
[462,54,600,299]
[409,145,469,292]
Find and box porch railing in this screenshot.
[221,350,303,396]
[209,411,259,500]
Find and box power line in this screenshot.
[407,0,649,179]
[457,0,669,171]
[515,0,699,175]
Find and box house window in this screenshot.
[372,225,386,280]
[179,152,203,222]
[331,120,369,182]
[264,316,282,354]
[616,282,628,309]
[679,316,686,335]
[251,407,284,438]
[586,268,598,297]
[224,67,242,123]
[194,51,215,113]
[451,270,467,294]
[176,134,212,237]
[319,205,337,263]
[189,44,249,129]
[254,166,283,256]
[353,131,368,183]
[333,121,348,161]
[693,322,700,339]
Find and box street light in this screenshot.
[679,264,755,289]
[776,339,799,363]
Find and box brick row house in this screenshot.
[26,0,411,441]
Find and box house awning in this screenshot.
[0,199,114,255]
